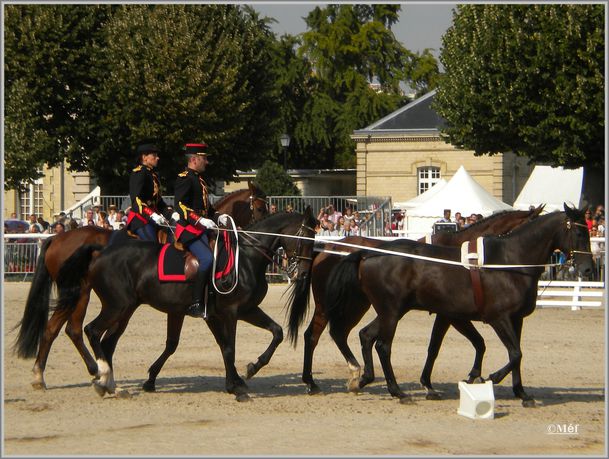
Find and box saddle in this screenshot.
[157,230,237,286]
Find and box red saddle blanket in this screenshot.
[157,230,237,285]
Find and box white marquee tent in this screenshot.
[513,165,583,213]
[393,179,447,210]
[404,166,513,238]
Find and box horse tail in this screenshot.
[285,265,314,347]
[325,250,366,338]
[54,244,104,315]
[13,236,54,358]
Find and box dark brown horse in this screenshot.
[324,205,593,406]
[14,181,268,389]
[295,206,544,395]
[54,209,317,401]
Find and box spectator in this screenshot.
[270,204,278,214]
[469,213,479,224]
[80,209,96,227]
[51,222,66,234]
[453,211,462,224]
[339,219,356,237]
[593,204,605,222]
[37,216,50,232]
[285,204,294,213]
[97,210,109,228]
[437,209,451,223]
[584,208,594,232]
[66,218,79,231]
[353,211,362,228]
[326,204,342,225]
[28,214,43,232]
[336,215,345,233]
[319,220,338,237]
[597,217,605,237]
[458,216,466,229]
[343,206,355,224]
[476,213,483,222]
[107,205,119,227]
[10,212,17,219]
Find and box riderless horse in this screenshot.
[293,206,543,395]
[54,209,317,401]
[324,205,593,407]
[14,182,268,390]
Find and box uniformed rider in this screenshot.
[174,142,229,318]
[127,142,171,241]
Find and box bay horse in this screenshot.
[296,206,544,395]
[53,209,317,401]
[324,204,593,407]
[13,181,268,390]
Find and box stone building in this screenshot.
[351,90,533,205]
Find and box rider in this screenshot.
[127,142,171,241]
[174,142,229,318]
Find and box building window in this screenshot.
[19,179,43,218]
[418,166,441,195]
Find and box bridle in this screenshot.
[249,194,268,219]
[240,222,315,277]
[564,218,593,268]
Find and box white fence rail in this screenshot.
[537,280,605,310]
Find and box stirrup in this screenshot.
[186,301,206,319]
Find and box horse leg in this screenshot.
[238,306,283,380]
[204,312,251,402]
[84,307,121,397]
[327,314,365,394]
[302,303,328,395]
[508,315,534,407]
[31,308,70,390]
[419,315,451,400]
[452,319,486,384]
[373,313,411,402]
[487,316,534,407]
[143,313,185,392]
[64,287,98,377]
[358,317,380,389]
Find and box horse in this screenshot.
[53,208,317,401]
[324,204,593,407]
[13,181,268,390]
[297,206,544,395]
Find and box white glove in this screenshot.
[218,214,229,226]
[171,212,180,222]
[197,217,217,230]
[150,212,167,225]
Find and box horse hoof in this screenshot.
[347,380,360,393]
[425,392,442,401]
[142,381,156,392]
[31,381,47,391]
[92,381,107,397]
[466,376,485,384]
[235,393,252,402]
[522,399,536,408]
[398,395,415,405]
[245,363,257,380]
[115,388,132,399]
[307,385,323,396]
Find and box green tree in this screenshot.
[297,4,416,168]
[92,4,281,192]
[434,4,604,203]
[254,160,301,196]
[4,4,111,189]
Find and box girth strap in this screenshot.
[468,239,485,317]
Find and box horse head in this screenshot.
[562,203,595,279]
[247,181,269,223]
[280,206,317,281]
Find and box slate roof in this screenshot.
[353,89,446,136]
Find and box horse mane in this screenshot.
[452,208,530,235]
[243,211,291,230]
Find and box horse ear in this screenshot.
[563,202,577,216]
[247,180,254,192]
[304,205,313,218]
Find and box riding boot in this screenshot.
[186,270,208,318]
[205,285,216,318]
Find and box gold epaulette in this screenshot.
[178,171,188,177]
[132,165,142,172]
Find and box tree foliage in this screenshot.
[434,4,604,169]
[254,160,301,196]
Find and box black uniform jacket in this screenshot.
[127,164,170,231]
[174,168,217,243]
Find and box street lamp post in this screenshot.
[280,133,291,170]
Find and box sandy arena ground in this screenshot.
[2,281,606,456]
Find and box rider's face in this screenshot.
[190,155,208,173]
[141,153,159,168]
